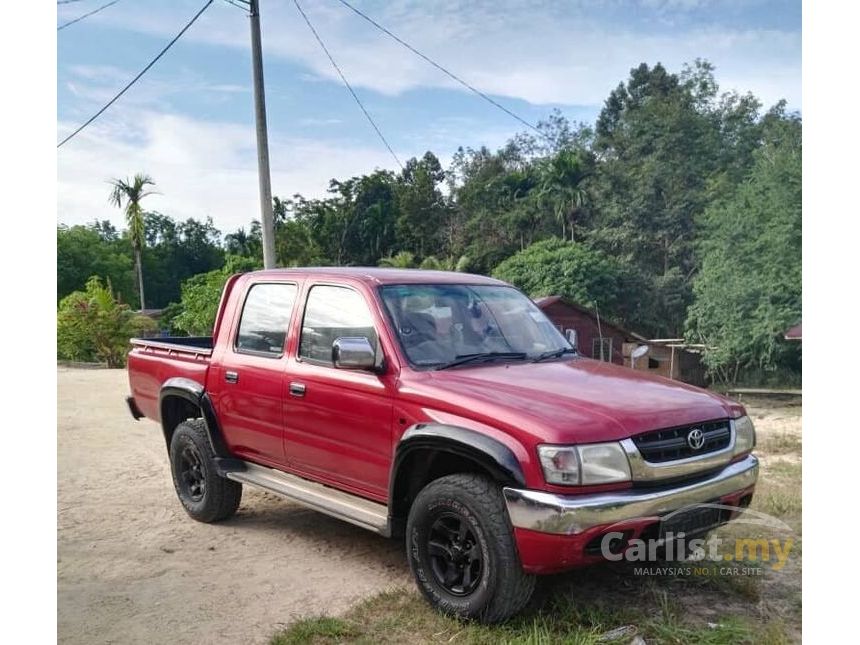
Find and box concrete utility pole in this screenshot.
[249,0,277,269]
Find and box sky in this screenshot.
[57,0,801,236]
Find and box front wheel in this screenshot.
[406,473,535,623]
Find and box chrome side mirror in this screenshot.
[332,337,376,370]
[565,328,578,351]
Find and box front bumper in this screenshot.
[504,454,758,536]
[505,455,758,574]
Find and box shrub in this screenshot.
[57,277,156,367]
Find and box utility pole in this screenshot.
[249,0,277,269]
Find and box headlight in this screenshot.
[733,415,756,455]
[538,442,632,485]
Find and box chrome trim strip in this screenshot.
[504,454,758,535]
[225,462,390,536]
[620,421,736,482]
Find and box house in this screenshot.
[533,295,707,386]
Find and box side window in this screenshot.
[235,283,298,356]
[592,337,614,362]
[300,285,378,365]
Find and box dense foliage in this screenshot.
[57,60,801,383]
[169,255,260,335]
[57,277,157,367]
[686,115,802,381]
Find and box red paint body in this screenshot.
[128,268,750,572]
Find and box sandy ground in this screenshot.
[57,367,410,645]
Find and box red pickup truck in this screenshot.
[127,268,758,622]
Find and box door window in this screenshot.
[235,283,298,356]
[299,285,378,365]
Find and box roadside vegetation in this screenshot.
[57,59,801,383]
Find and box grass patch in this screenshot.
[270,588,790,645]
[757,433,802,455]
[271,616,358,645]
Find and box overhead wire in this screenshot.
[57,0,215,148]
[292,0,403,170]
[58,0,122,31]
[332,0,552,142]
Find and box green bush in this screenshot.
[492,238,641,325]
[172,255,259,335]
[57,277,156,367]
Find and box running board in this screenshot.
[223,461,390,536]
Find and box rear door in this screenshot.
[215,281,299,468]
[282,282,396,501]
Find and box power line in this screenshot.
[58,0,122,31]
[292,0,403,170]
[332,0,551,142]
[57,0,214,148]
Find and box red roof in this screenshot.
[533,295,647,342]
[247,267,506,286]
[784,322,802,340]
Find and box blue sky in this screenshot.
[57,0,801,234]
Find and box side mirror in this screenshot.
[565,328,578,351]
[332,337,376,370]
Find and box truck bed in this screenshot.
[128,336,214,421]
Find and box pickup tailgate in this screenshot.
[127,337,213,421]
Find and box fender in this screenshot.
[159,377,230,458]
[389,423,527,508]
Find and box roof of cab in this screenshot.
[244,267,508,286]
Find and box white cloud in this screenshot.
[57,108,405,234]
[84,0,800,108]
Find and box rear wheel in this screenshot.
[169,419,242,523]
[406,473,535,623]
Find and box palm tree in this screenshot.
[109,173,156,310]
[538,150,589,242]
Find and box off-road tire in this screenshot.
[406,473,536,623]
[169,419,242,523]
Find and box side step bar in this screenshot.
[222,461,390,536]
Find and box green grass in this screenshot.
[271,587,790,645]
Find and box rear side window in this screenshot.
[235,283,298,356]
[299,285,378,364]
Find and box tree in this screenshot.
[492,238,644,326]
[57,276,156,367]
[537,149,590,241]
[57,224,135,304]
[686,114,801,382]
[109,173,157,310]
[172,255,259,335]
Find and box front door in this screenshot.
[216,281,299,468]
[282,283,395,501]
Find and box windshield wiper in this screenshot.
[531,347,577,363]
[434,351,528,370]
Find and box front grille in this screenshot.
[632,419,731,463]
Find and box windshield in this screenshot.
[380,284,572,368]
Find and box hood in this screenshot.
[406,358,740,444]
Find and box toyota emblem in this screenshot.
[687,428,705,450]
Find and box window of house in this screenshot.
[592,337,613,362]
[235,283,298,356]
[299,285,378,365]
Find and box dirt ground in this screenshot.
[58,368,802,644]
[57,367,410,645]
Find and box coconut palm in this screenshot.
[538,150,589,242]
[109,173,156,310]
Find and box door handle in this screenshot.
[289,382,306,397]
[225,371,239,384]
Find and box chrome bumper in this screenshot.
[504,454,758,535]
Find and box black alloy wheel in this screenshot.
[178,443,206,502]
[428,512,484,596]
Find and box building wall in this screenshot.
[540,302,630,365]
